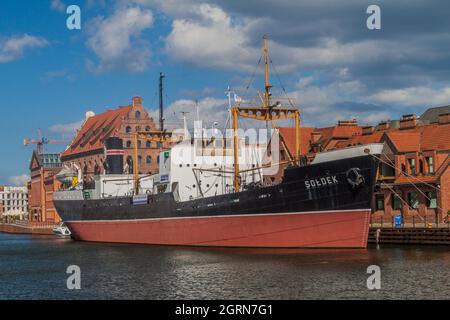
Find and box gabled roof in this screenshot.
[61,106,132,159]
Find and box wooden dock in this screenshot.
[369,226,450,245]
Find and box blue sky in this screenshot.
[1,0,450,185]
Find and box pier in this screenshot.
[0,221,54,235]
[369,222,450,245]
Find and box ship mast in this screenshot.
[231,34,301,192]
[263,34,272,109]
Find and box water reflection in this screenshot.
[0,233,449,300]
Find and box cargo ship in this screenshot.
[53,35,381,248]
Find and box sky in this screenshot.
[1,0,450,186]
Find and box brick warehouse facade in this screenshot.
[272,107,450,225]
[61,97,169,182]
[28,151,63,223]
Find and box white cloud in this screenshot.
[360,112,391,125]
[8,174,30,187]
[162,2,411,74]
[50,0,66,12]
[368,86,450,107]
[49,119,84,138]
[42,70,76,82]
[165,4,259,72]
[0,34,48,63]
[86,5,154,73]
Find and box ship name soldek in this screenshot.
[305,176,339,189]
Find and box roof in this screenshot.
[61,106,132,159]
[335,130,385,149]
[29,151,62,171]
[420,105,450,124]
[384,122,450,152]
[278,127,314,156]
[314,125,362,150]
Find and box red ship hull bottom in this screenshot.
[66,209,371,248]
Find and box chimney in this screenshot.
[400,114,418,129]
[132,96,142,108]
[311,131,321,143]
[338,119,358,126]
[362,125,374,136]
[438,113,450,125]
[377,121,390,131]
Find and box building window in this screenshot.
[138,156,142,165]
[135,111,141,119]
[392,195,402,210]
[426,157,434,174]
[157,142,161,149]
[126,140,132,148]
[426,191,437,209]
[146,141,152,148]
[157,155,160,164]
[126,126,131,133]
[137,140,142,148]
[136,126,141,132]
[408,158,416,175]
[146,156,152,164]
[375,195,384,211]
[408,192,419,209]
[145,126,151,132]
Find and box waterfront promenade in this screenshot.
[0,221,54,235]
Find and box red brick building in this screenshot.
[271,107,450,224]
[28,151,63,223]
[61,96,168,181]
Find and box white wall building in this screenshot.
[0,186,28,220]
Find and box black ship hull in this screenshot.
[54,155,378,248]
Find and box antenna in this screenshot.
[195,99,200,122]
[180,111,190,140]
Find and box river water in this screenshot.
[0,232,448,300]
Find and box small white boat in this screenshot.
[53,222,72,237]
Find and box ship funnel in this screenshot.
[105,137,124,175]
